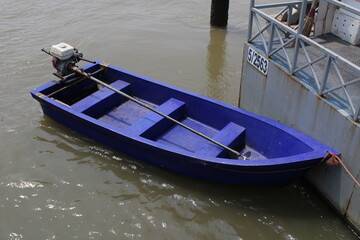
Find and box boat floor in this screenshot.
[98,99,157,129]
[156,118,218,153]
[95,98,266,160]
[70,79,266,160]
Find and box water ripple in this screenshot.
[6,180,44,189]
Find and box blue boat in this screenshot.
[31,61,337,185]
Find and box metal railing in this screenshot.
[247,0,360,121]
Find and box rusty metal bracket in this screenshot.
[100,62,110,68]
[36,93,47,98]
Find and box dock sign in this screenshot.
[247,47,269,75]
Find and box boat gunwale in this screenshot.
[30,61,338,169]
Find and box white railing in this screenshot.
[247,0,360,121]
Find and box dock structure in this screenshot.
[240,0,360,233]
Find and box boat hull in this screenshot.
[31,62,338,185]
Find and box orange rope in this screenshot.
[323,151,360,188]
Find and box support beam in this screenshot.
[210,0,230,27]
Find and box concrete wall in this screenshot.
[239,43,360,232]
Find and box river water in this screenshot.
[0,0,359,239]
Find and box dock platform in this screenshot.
[241,0,360,233]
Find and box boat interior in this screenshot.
[39,64,313,160]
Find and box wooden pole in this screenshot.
[302,0,318,37]
[210,0,230,27]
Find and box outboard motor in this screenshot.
[48,43,83,76]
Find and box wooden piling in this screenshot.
[210,0,230,27]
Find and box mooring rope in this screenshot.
[323,151,360,188]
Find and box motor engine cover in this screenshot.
[50,43,75,60]
[49,42,83,76]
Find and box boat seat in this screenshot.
[71,80,131,117]
[195,122,245,158]
[127,98,185,139]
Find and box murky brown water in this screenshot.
[0,0,359,239]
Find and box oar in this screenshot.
[70,66,247,160]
